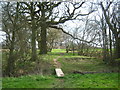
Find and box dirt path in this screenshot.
[52,53,65,88]
[53,53,64,68]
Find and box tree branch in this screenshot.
[49,25,100,46]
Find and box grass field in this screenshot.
[59,56,119,74]
[3,73,119,88]
[2,49,119,88]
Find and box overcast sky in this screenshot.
[0,4,3,43]
[0,0,118,44]
[0,1,97,43]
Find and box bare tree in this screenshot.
[34,2,94,54]
[100,1,120,59]
[20,2,39,61]
[2,2,20,76]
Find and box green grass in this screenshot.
[3,75,55,88]
[51,49,66,53]
[54,49,119,74]
[0,77,1,89]
[56,73,119,88]
[2,73,119,88]
[2,49,119,88]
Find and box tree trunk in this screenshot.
[77,43,81,55]
[39,8,48,54]
[31,19,37,61]
[102,23,109,63]
[114,35,120,59]
[40,24,47,54]
[30,2,37,61]
[66,45,69,53]
[109,28,113,63]
[5,30,15,76]
[72,41,75,55]
[81,43,84,55]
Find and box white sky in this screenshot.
[0,0,116,44]
[0,1,100,43]
[0,4,3,43]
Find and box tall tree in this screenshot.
[2,2,30,76]
[46,28,63,52]
[2,2,20,76]
[21,2,38,60]
[100,1,120,59]
[101,15,109,63]
[35,2,94,54]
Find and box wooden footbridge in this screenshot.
[53,56,64,77]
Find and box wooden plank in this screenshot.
[55,68,64,77]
